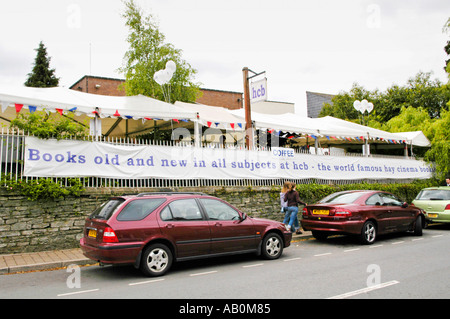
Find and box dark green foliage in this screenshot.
[24,41,59,88]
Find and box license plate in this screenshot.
[428,213,438,218]
[313,209,329,215]
[88,229,97,238]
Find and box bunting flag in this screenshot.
[15,104,23,113]
[55,108,63,115]
[237,123,242,129]
[28,105,37,113]
[172,119,179,123]
[207,121,212,128]
[230,123,235,130]
[114,110,121,117]
[69,107,77,113]
[1,101,11,112]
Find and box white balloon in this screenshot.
[367,102,374,113]
[153,70,165,85]
[353,100,361,111]
[166,60,176,73]
[162,69,172,84]
[360,100,369,113]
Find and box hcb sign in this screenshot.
[250,78,267,103]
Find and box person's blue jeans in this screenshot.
[283,206,299,230]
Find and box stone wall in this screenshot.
[0,186,282,254]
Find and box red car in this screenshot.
[302,190,425,244]
[80,192,291,276]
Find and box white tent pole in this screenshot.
[194,115,200,148]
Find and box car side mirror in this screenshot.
[240,212,247,222]
[401,202,409,208]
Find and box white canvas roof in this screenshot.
[0,85,196,120]
[0,85,431,147]
[392,131,431,147]
[174,101,245,130]
[228,109,429,147]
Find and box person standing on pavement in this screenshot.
[280,181,290,214]
[283,182,307,234]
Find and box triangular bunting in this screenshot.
[15,104,23,113]
[1,101,11,112]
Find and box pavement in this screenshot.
[0,231,312,275]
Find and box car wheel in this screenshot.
[140,243,173,277]
[261,233,283,260]
[413,215,423,236]
[360,221,376,245]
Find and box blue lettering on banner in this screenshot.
[28,149,86,164]
[23,137,434,180]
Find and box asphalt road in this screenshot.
[1,224,449,301]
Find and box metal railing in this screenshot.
[0,129,415,188]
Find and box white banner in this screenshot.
[23,137,433,180]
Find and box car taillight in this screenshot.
[302,207,309,216]
[103,227,119,243]
[334,208,352,217]
[445,204,450,210]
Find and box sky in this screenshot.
[0,0,449,115]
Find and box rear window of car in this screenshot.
[90,199,125,220]
[117,198,166,221]
[415,189,450,200]
[319,192,364,204]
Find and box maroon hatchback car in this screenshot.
[80,192,291,276]
[302,190,425,244]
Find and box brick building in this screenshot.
[70,75,243,109]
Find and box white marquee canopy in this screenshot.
[0,85,430,148]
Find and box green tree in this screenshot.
[24,41,59,87]
[320,72,450,123]
[118,0,200,103]
[320,83,374,122]
[424,109,450,181]
[443,17,450,72]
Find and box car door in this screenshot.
[158,198,211,259]
[365,193,391,234]
[198,198,258,254]
[380,193,415,231]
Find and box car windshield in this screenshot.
[319,192,364,204]
[89,199,125,220]
[415,189,450,200]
